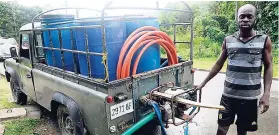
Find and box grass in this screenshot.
[0,76,53,135]
[0,77,38,135]
[193,58,279,78]
[193,58,227,72]
[0,77,20,109]
[3,118,40,135]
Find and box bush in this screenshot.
[228,20,238,35]
[212,15,229,33]
[204,26,225,44]
[192,36,221,59]
[201,17,225,44]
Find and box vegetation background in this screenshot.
[0,1,277,76]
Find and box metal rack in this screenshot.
[31,1,194,82]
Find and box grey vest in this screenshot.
[223,31,268,99]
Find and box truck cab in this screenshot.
[5,22,42,103]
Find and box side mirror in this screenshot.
[10,47,18,58]
[10,47,21,62]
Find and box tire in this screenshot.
[10,77,27,105]
[57,105,88,135]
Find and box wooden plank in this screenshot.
[152,91,225,110]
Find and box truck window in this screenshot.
[35,34,44,57]
[20,34,30,59]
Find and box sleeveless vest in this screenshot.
[223,31,268,99]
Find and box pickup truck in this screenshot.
[4,2,223,135]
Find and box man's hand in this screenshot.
[194,83,205,91]
[259,94,270,114]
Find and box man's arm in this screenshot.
[260,36,273,114]
[196,40,228,89]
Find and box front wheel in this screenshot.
[10,77,27,105]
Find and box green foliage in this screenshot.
[228,20,238,34]
[255,1,278,45]
[4,118,40,135]
[201,17,225,43]
[0,2,42,40]
[212,15,229,33]
[208,1,237,20]
[193,37,221,58]
[204,26,225,44]
[159,1,278,63]
[202,17,219,28]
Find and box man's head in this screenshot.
[237,4,257,31]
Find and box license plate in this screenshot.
[110,99,134,120]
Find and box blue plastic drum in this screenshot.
[74,18,126,81]
[41,15,76,71]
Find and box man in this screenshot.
[195,4,273,135]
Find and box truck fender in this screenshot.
[51,92,84,135]
[5,67,19,83]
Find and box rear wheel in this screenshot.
[57,105,88,135]
[10,77,27,105]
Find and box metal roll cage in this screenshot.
[30,1,194,82]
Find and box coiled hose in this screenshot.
[117,26,178,79]
[119,26,178,134]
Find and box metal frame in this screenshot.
[140,83,201,127]
[30,1,194,82]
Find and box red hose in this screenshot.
[117,26,178,79]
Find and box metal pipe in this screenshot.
[70,29,78,74]
[40,32,47,62]
[58,29,65,70]
[173,25,176,46]
[34,25,102,31]
[106,7,191,13]
[101,1,112,82]
[31,7,103,23]
[121,112,155,135]
[84,29,92,78]
[48,30,56,66]
[36,46,104,56]
[160,23,192,26]
[175,41,191,44]
[190,17,194,61]
[149,91,225,110]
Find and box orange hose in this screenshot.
[117,26,178,79]
[121,31,177,78]
[122,37,177,78]
[132,39,177,75]
[117,26,159,79]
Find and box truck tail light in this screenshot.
[106,96,114,103]
[191,69,195,74]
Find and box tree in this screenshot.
[0,2,42,40]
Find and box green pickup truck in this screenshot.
[4,2,223,135]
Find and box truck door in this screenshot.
[17,33,36,100]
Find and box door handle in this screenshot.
[26,74,32,78]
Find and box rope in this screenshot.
[102,53,109,82]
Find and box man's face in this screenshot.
[238,7,256,31]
